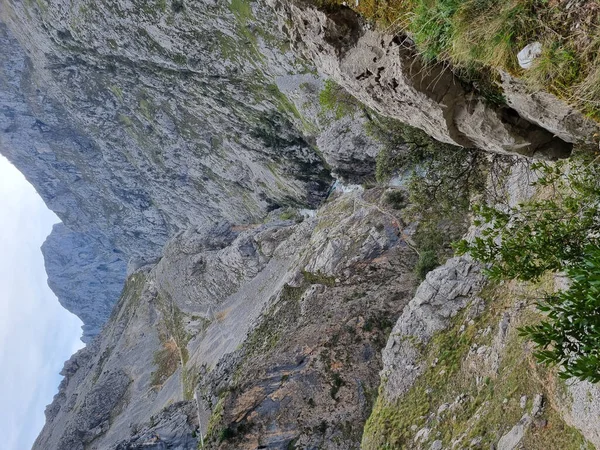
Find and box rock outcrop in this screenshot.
[380,256,485,402]
[33,189,417,450]
[3,0,600,448]
[0,1,382,338]
[271,1,577,158]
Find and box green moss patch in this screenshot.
[362,282,593,449]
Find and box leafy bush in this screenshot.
[370,115,486,268]
[384,190,407,209]
[415,250,439,281]
[455,153,600,381]
[521,246,600,382]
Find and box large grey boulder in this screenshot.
[381,257,485,401]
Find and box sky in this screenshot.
[0,155,84,450]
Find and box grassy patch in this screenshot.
[320,0,600,120]
[157,294,191,364]
[182,365,202,401]
[362,281,593,449]
[151,339,180,388]
[265,84,305,124]
[229,0,253,24]
[302,270,336,287]
[199,394,227,448]
[242,282,307,362]
[279,208,302,221]
[318,79,360,120]
[362,307,478,449]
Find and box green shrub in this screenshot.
[455,153,600,381]
[384,190,407,209]
[415,250,439,280]
[521,246,600,382]
[370,114,486,270]
[219,426,236,441]
[455,156,600,281]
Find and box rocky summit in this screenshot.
[3,0,600,449]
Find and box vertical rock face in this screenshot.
[42,224,128,342]
[270,1,577,159]
[380,256,485,402]
[5,0,600,448]
[0,0,345,336]
[32,190,417,450]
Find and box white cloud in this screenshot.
[0,155,83,450]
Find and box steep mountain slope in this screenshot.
[33,189,416,450]
[2,0,600,449]
[0,0,381,340]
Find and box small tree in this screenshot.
[521,246,600,382]
[455,153,600,381]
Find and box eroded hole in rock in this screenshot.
[391,35,407,47]
[356,69,373,81]
[322,5,364,57]
[499,107,572,159]
[374,67,385,83]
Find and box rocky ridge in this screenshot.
[1,0,600,448]
[33,188,417,450]
[0,0,382,340]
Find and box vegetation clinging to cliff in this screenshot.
[362,282,593,449]
[456,152,600,382]
[319,0,600,119]
[370,115,487,278]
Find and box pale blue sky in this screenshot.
[0,155,83,450]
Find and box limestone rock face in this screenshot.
[500,71,600,144]
[6,0,600,448]
[381,256,485,401]
[0,1,384,338]
[271,1,575,158]
[32,190,417,450]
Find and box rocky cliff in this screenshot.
[2,0,600,448]
[0,0,382,340]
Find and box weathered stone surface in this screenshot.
[497,414,530,450]
[200,189,416,449]
[500,71,600,145]
[381,256,485,401]
[272,1,573,158]
[0,0,383,339]
[33,190,417,450]
[558,380,600,448]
